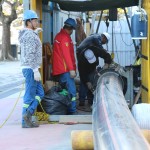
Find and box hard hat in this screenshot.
[64,18,77,29]
[102,32,110,42]
[23,10,38,21]
[84,49,96,64]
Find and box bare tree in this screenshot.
[0,0,20,61]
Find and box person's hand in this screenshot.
[33,69,41,81]
[70,70,76,78]
[103,63,109,69]
[86,82,92,90]
[34,28,43,34]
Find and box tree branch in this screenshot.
[0,0,5,21]
[2,1,17,23]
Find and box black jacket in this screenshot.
[77,33,103,53]
[77,46,112,84]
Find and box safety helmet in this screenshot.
[102,32,110,43]
[23,10,38,21]
[64,18,77,29]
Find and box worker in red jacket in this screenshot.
[52,18,77,114]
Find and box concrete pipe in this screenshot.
[71,130,94,150]
[71,129,150,149]
[92,70,150,150]
[141,130,150,144]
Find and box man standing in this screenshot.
[52,18,77,114]
[77,32,112,106]
[19,10,44,128]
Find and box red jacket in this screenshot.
[52,29,76,75]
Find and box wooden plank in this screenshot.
[48,115,92,123]
[49,115,60,122]
[59,115,92,124]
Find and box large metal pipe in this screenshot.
[92,70,149,150]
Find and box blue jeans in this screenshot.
[79,81,94,104]
[59,72,76,112]
[22,69,44,123]
[79,81,88,102]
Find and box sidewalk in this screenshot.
[0,60,24,99]
[0,60,24,90]
[0,60,92,150]
[0,92,92,150]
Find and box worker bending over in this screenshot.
[19,10,44,128]
[77,32,112,106]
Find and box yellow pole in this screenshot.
[30,0,44,84]
[141,0,150,103]
[30,0,42,40]
[30,0,37,11]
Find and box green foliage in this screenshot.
[14,0,23,4]
[14,0,23,3]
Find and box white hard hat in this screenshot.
[84,49,96,64]
[102,32,110,42]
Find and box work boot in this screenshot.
[22,121,39,128]
[67,111,78,115]
[23,111,39,128]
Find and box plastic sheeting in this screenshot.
[132,103,150,130]
[92,71,150,150]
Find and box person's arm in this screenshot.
[97,48,112,64]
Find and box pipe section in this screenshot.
[92,71,150,150]
[71,130,94,150]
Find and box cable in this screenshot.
[104,16,109,51]
[0,82,24,128]
[118,20,133,46]
[133,44,141,65]
[35,102,50,122]
[114,30,120,64]
[0,81,50,128]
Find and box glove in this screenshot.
[103,63,109,69]
[86,82,93,91]
[34,28,43,34]
[109,61,118,68]
[70,70,76,78]
[33,69,41,81]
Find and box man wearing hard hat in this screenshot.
[52,18,77,115]
[76,32,112,107]
[18,10,44,128]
